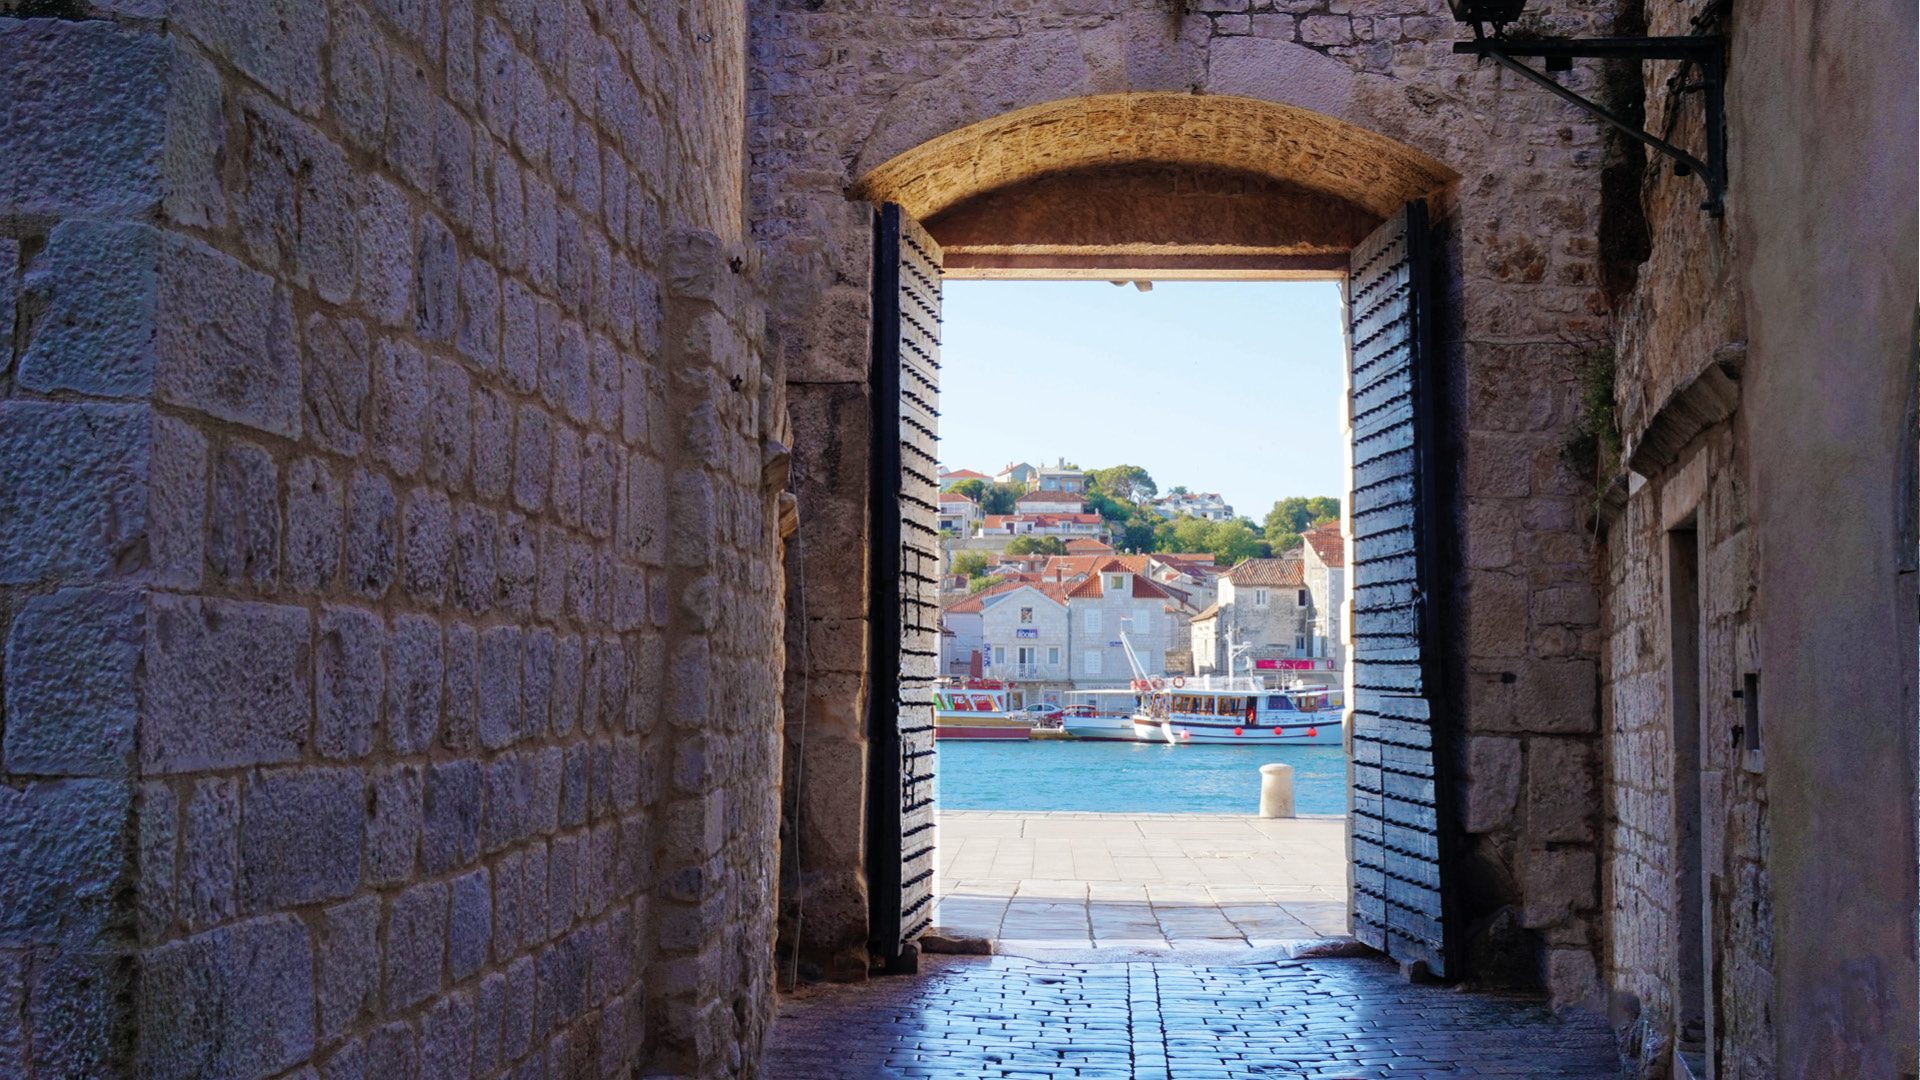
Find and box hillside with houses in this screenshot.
[936,460,1345,706]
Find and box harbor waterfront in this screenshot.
[935,739,1348,816]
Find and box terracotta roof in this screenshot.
[941,469,991,481]
[1302,522,1345,568]
[1190,602,1222,621]
[941,577,1034,614]
[1064,570,1179,601]
[1223,556,1304,587]
[1065,538,1114,553]
[937,491,977,504]
[1042,554,1154,582]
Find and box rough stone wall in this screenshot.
[1,3,784,1078]
[752,0,1621,1001]
[1601,0,1918,1075]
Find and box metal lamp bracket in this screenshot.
[1455,36,1728,216]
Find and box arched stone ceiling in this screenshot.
[852,92,1458,224]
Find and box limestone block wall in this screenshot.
[1,4,783,1078]
[753,0,1620,1000]
[1601,0,1917,1075]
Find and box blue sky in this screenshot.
[938,280,1347,521]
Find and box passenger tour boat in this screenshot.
[932,681,1033,740]
[1123,634,1346,746]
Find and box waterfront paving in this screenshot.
[934,811,1348,953]
[764,953,1622,1079]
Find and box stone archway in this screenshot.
[761,7,1611,1004]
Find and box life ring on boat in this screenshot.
[1171,676,1186,689]
[1151,677,1167,691]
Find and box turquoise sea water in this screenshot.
[935,739,1349,816]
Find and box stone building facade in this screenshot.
[757,0,1618,1008]
[2,3,786,1077]
[1597,1,1917,1076]
[1,0,1914,1077]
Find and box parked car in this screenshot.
[1020,703,1064,721]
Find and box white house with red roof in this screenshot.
[937,467,993,491]
[937,490,980,535]
[1014,490,1084,515]
[978,512,1108,540]
[1191,554,1310,674]
[1064,568,1179,685]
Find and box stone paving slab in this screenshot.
[935,812,1348,954]
[765,954,1622,1079]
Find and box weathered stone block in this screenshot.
[143,596,310,773]
[207,440,280,586]
[315,606,382,760]
[424,761,482,874]
[173,0,326,114]
[357,173,414,327]
[426,358,474,489]
[403,486,453,602]
[478,625,523,750]
[3,588,141,777]
[474,386,515,501]
[1463,735,1521,833]
[385,881,448,1011]
[1525,737,1597,843]
[0,19,164,217]
[552,422,583,526]
[420,988,476,1080]
[155,235,301,437]
[513,404,552,512]
[317,895,380,1038]
[416,213,460,343]
[502,955,535,1061]
[444,622,480,752]
[17,221,158,397]
[235,94,356,303]
[180,777,238,930]
[0,780,128,946]
[240,767,364,910]
[452,503,499,616]
[1520,846,1597,928]
[138,915,315,1080]
[387,614,444,755]
[450,867,492,983]
[0,402,149,586]
[366,765,422,887]
[374,338,429,477]
[340,472,398,602]
[286,457,344,592]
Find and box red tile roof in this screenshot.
[941,469,991,481]
[937,491,977,504]
[1063,569,1180,601]
[1302,522,1346,568]
[1223,555,1304,587]
[1065,538,1115,553]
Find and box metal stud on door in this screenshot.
[867,204,943,971]
[1345,201,1458,977]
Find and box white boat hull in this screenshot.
[1132,715,1344,746]
[1060,714,1142,741]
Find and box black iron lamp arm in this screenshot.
[1454,36,1728,216]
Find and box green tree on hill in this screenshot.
[1005,535,1067,556]
[949,478,987,502]
[951,551,992,579]
[980,482,1025,515]
[1263,496,1341,551]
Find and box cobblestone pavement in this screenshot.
[764,954,1621,1079]
[936,813,1347,952]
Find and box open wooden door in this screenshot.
[1345,201,1458,977]
[867,203,943,971]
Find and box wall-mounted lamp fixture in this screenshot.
[1448,0,1727,216]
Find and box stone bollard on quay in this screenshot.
[1259,763,1296,818]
